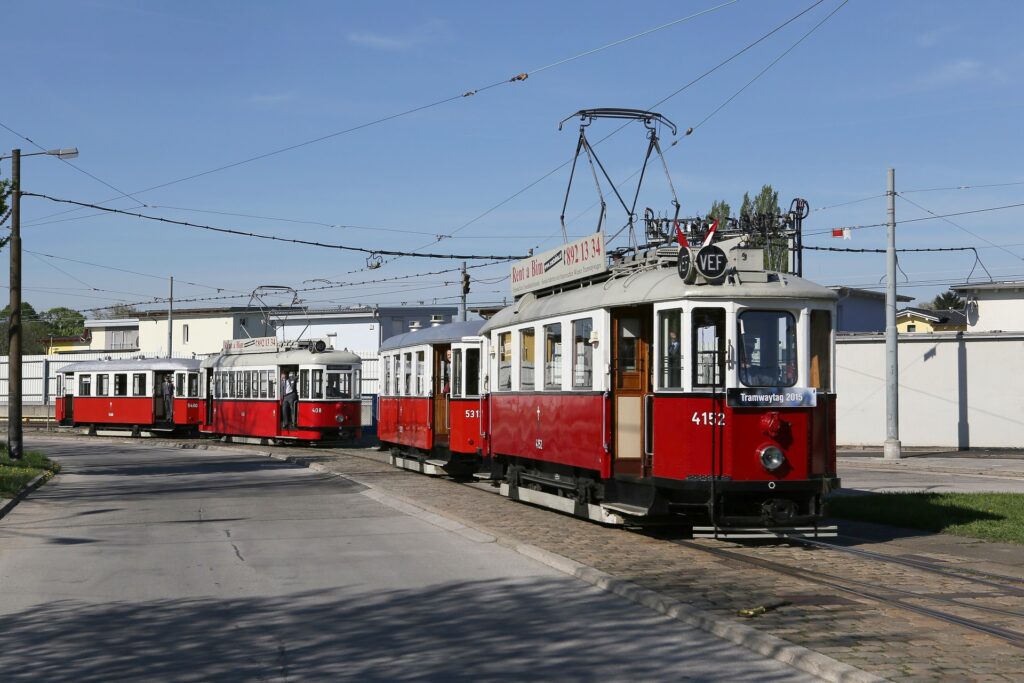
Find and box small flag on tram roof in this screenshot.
[675,221,689,247]
[702,220,718,247]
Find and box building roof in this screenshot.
[130,304,458,321]
[897,307,967,326]
[829,286,914,302]
[951,280,1024,294]
[84,319,139,328]
[380,320,486,352]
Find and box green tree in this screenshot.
[0,301,52,354]
[707,200,731,226]
[740,184,787,271]
[931,290,964,311]
[43,306,86,336]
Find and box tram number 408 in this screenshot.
[691,411,726,426]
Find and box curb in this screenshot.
[264,450,886,683]
[0,472,49,520]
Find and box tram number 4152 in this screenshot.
[692,411,726,426]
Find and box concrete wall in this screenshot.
[971,293,1024,332]
[836,332,1024,448]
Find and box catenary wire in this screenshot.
[897,194,1024,261]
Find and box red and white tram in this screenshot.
[200,339,363,443]
[378,321,489,475]
[55,358,204,435]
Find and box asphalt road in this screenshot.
[0,437,815,683]
[838,459,1024,494]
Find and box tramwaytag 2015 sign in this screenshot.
[510,232,608,296]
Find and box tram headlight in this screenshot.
[759,445,786,472]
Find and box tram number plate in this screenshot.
[464,409,480,419]
[312,407,323,414]
[691,411,726,426]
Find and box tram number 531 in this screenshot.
[691,411,726,426]
[464,409,480,419]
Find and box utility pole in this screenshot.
[167,276,173,358]
[7,149,22,459]
[460,261,468,322]
[884,168,901,460]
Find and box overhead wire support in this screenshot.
[22,192,529,261]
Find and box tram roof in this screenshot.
[200,348,362,369]
[57,357,202,374]
[379,320,485,352]
[481,267,837,333]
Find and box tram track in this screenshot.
[31,430,1024,650]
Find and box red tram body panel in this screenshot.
[448,397,488,456]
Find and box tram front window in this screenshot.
[738,310,798,387]
[692,308,725,388]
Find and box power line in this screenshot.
[22,192,529,260]
[23,1,741,227]
[897,194,1023,262]
[804,245,983,254]
[804,201,1024,236]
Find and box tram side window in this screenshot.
[188,373,200,398]
[268,371,276,399]
[452,350,463,398]
[658,309,683,389]
[383,357,391,397]
[415,351,425,396]
[79,374,92,397]
[572,318,593,390]
[354,369,361,398]
[176,374,185,397]
[97,374,110,397]
[738,310,797,388]
[227,372,235,399]
[403,353,413,395]
[259,371,268,399]
[692,308,725,389]
[312,369,323,399]
[497,332,512,391]
[466,348,481,396]
[544,323,562,390]
[810,310,832,391]
[520,328,536,390]
[133,373,147,397]
[113,373,128,397]
[299,369,309,399]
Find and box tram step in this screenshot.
[425,459,449,468]
[472,472,499,480]
[600,502,651,518]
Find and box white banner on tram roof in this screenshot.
[510,231,607,296]
[221,336,280,354]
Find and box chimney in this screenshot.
[408,320,422,332]
[430,314,444,327]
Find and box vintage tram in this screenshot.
[377,321,489,475]
[199,337,363,443]
[55,357,204,435]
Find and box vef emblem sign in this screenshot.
[695,245,728,280]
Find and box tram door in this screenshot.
[611,306,653,477]
[433,345,451,444]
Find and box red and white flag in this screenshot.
[702,219,718,247]
[675,220,689,247]
[831,227,852,240]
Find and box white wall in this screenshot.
[836,333,1024,448]
[972,293,1024,332]
[276,320,380,352]
[139,318,235,357]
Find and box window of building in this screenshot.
[466,348,481,396]
[738,310,798,388]
[907,324,917,332]
[658,309,683,389]
[113,373,128,397]
[415,350,425,395]
[572,319,593,390]
[132,373,147,397]
[810,310,832,391]
[183,324,190,344]
[544,323,562,390]
[97,374,109,397]
[79,374,92,397]
[497,332,512,390]
[312,369,323,399]
[520,328,536,390]
[692,308,725,388]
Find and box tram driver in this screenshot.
[281,371,298,430]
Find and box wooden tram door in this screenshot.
[611,306,653,477]
[433,345,451,444]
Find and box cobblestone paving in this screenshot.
[263,445,1024,683]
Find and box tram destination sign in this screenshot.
[222,336,280,354]
[727,387,817,408]
[511,232,607,296]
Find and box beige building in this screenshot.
[896,307,966,333]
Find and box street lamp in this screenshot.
[1,146,79,459]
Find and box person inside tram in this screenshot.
[281,371,298,429]
[162,375,174,421]
[326,378,341,398]
[442,349,452,395]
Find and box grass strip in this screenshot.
[0,447,61,499]
[827,492,1024,545]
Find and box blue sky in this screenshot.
[2,0,1022,315]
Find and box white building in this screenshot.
[952,281,1024,332]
